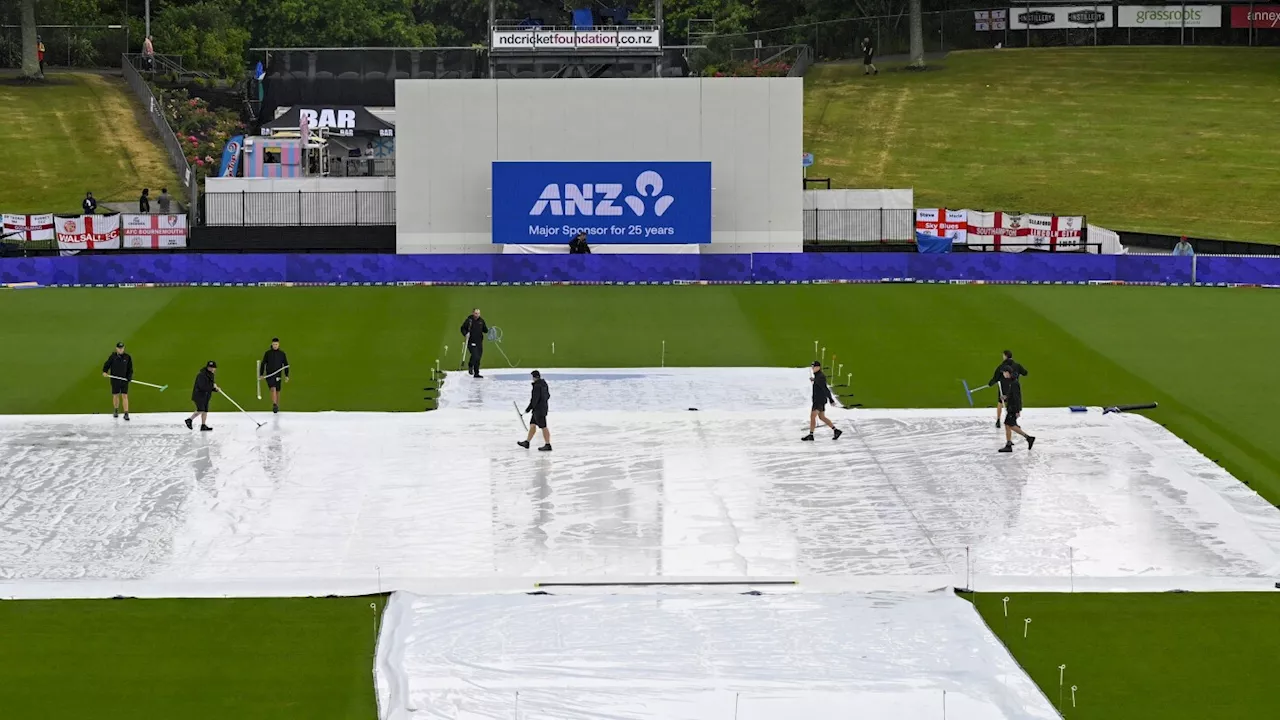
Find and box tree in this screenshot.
[20,0,42,80]
[908,0,924,69]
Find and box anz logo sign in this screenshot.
[493,161,711,245]
[530,171,675,217]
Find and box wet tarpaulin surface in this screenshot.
[374,591,1060,720]
[1,368,1277,598]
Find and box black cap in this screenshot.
[271,337,279,343]
[116,342,125,348]
[531,370,541,379]
[811,361,822,368]
[206,360,217,368]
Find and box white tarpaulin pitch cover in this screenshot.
[1,368,1278,598]
[375,591,1061,720]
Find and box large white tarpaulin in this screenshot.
[2,368,1278,599]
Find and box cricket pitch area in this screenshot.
[3,367,1278,719]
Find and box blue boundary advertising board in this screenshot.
[492,161,712,244]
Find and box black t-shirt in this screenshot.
[862,42,874,61]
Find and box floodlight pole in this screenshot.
[145,0,150,39]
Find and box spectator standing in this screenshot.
[142,36,155,72]
[861,37,878,76]
[157,188,172,213]
[139,188,151,213]
[1173,236,1195,256]
[82,191,98,214]
[37,36,45,74]
[365,142,376,176]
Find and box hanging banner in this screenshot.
[1231,5,1280,28]
[1118,6,1222,28]
[219,134,244,178]
[915,209,968,244]
[121,214,188,249]
[55,214,120,251]
[961,211,1088,251]
[1009,6,1115,29]
[2,213,55,241]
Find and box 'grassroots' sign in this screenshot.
[1118,5,1222,27]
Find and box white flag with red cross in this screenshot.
[2,213,55,241]
[122,214,188,249]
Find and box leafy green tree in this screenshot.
[152,1,250,77]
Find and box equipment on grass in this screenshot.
[513,400,528,431]
[107,375,167,392]
[220,388,265,428]
[1103,402,1158,415]
[486,326,522,367]
[457,342,467,371]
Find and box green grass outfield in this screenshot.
[962,592,1280,720]
[2,284,1277,505]
[804,47,1280,244]
[3,283,1280,719]
[0,72,179,213]
[0,596,385,720]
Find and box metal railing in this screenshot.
[805,208,915,243]
[121,54,198,224]
[204,191,396,227]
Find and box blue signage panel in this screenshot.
[492,161,712,244]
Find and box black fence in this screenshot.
[204,191,395,227]
[805,209,915,243]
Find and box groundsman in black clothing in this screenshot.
[102,341,134,420]
[998,365,1036,453]
[802,361,843,442]
[259,337,290,413]
[518,370,552,452]
[460,308,489,378]
[186,361,221,431]
[989,350,1021,427]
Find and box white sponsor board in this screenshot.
[1118,5,1222,27]
[490,28,661,51]
[1009,6,1115,29]
[121,213,188,249]
[2,213,55,241]
[55,214,120,251]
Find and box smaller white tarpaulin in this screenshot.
[375,591,1061,720]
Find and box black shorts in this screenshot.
[110,378,130,394]
[193,397,210,413]
[265,376,283,390]
[530,412,548,428]
[1004,412,1020,428]
[812,401,827,412]
[863,56,874,65]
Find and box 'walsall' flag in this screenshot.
[55,214,121,252]
[2,213,55,241]
[121,213,188,249]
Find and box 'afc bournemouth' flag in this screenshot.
[122,213,188,249]
[2,213,55,241]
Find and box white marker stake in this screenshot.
[821,346,826,363]
[814,340,818,356]
[256,360,262,400]
[837,363,843,377]
[551,341,555,355]
[1058,665,1066,708]
[1002,597,1010,618]
[662,340,666,367]
[1024,618,1032,638]
[846,373,852,387]
[1071,686,1077,708]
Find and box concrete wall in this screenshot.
[395,77,802,254]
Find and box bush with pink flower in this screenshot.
[156,86,245,182]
